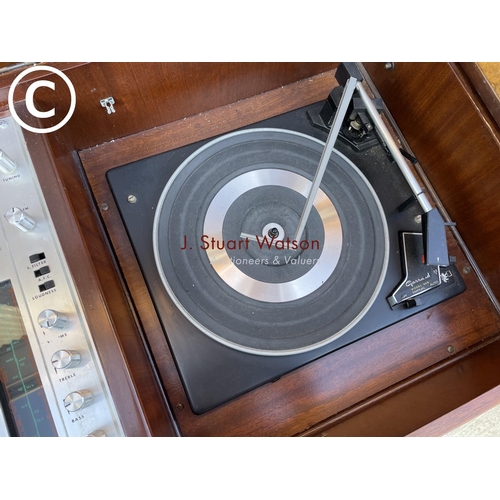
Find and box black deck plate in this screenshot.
[106,104,466,414]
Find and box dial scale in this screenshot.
[0,115,123,437]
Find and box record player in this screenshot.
[4,61,500,436]
[62,61,500,436]
[101,63,466,414]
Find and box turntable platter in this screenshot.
[153,128,389,355]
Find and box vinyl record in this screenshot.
[153,128,389,355]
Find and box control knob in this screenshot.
[51,350,81,369]
[0,149,16,174]
[4,207,35,232]
[86,430,106,437]
[63,390,93,412]
[38,309,69,329]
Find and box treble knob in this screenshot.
[38,309,69,329]
[4,207,35,232]
[63,390,93,412]
[0,149,17,174]
[51,349,81,369]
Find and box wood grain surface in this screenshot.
[80,68,500,436]
[6,62,500,436]
[408,376,500,437]
[301,335,500,436]
[3,62,337,150]
[460,62,500,130]
[365,62,500,303]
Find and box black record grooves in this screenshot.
[153,129,388,355]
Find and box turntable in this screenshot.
[104,64,465,414]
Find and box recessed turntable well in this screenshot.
[77,64,500,436]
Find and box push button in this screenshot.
[29,252,46,263]
[38,280,55,292]
[34,266,50,278]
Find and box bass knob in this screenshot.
[63,390,93,412]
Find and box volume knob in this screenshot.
[0,149,17,174]
[38,309,69,329]
[51,350,81,369]
[4,207,35,232]
[63,390,93,412]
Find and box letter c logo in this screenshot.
[25,80,56,119]
[8,65,76,134]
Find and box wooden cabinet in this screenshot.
[3,62,500,436]
[365,62,500,302]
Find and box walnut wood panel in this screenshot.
[364,62,500,302]
[80,71,500,436]
[460,63,500,130]
[300,336,500,436]
[5,62,337,151]
[409,373,500,437]
[0,63,87,108]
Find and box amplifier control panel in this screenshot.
[0,115,123,437]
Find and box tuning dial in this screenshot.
[4,207,35,232]
[51,350,81,369]
[86,430,106,437]
[38,309,69,329]
[63,390,93,412]
[0,149,17,174]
